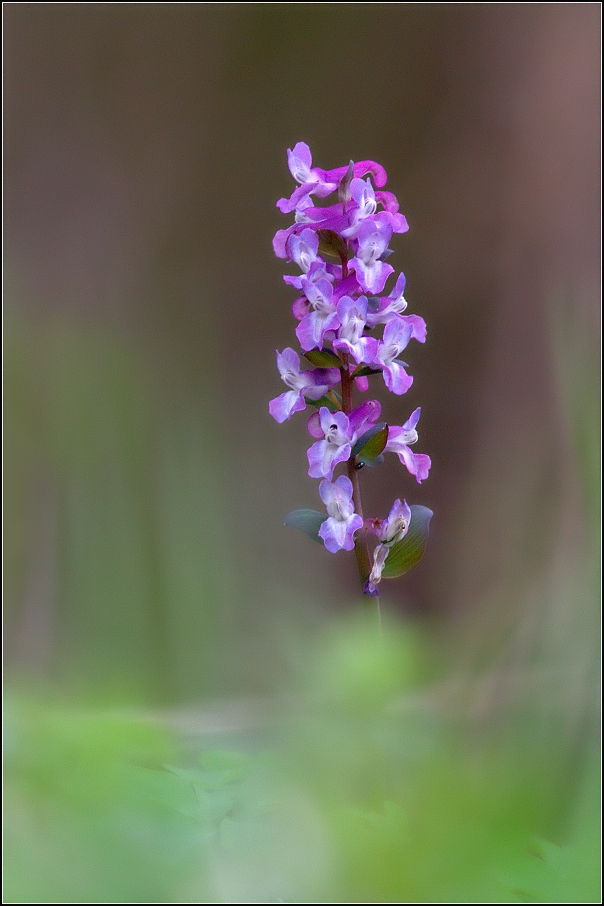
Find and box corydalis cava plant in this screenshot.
[270,142,432,601]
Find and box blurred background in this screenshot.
[3,4,600,901]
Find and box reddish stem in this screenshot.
[340,250,349,281]
[340,352,372,589]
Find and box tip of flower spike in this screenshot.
[363,579,380,598]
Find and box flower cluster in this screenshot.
[270,143,431,597]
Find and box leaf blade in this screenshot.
[351,365,382,378]
[381,505,433,578]
[304,349,342,369]
[304,391,342,412]
[356,454,384,469]
[316,229,348,260]
[284,508,327,543]
[351,423,388,459]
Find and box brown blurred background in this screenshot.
[4,5,600,716]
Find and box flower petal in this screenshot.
[382,361,413,395]
[398,448,431,483]
[269,390,305,423]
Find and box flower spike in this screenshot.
[270,143,432,601]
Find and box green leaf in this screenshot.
[381,505,433,578]
[351,423,388,460]
[284,509,326,543]
[304,349,342,369]
[317,229,347,260]
[305,391,342,412]
[355,454,384,469]
[351,365,382,378]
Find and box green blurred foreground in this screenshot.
[4,616,600,903]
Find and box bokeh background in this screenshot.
[3,4,600,902]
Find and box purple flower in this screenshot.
[276,142,339,214]
[307,408,355,479]
[272,223,302,259]
[306,409,325,438]
[341,177,378,238]
[377,497,412,546]
[376,209,409,235]
[292,200,349,235]
[348,399,382,436]
[333,295,379,365]
[269,348,339,423]
[365,498,412,594]
[400,314,427,344]
[372,318,414,395]
[366,272,408,326]
[374,190,400,213]
[350,218,394,294]
[295,276,340,351]
[323,158,388,190]
[283,260,330,292]
[364,545,389,596]
[385,408,431,482]
[292,295,310,321]
[307,399,381,441]
[318,476,363,553]
[366,274,427,341]
[276,144,390,215]
[287,228,321,274]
